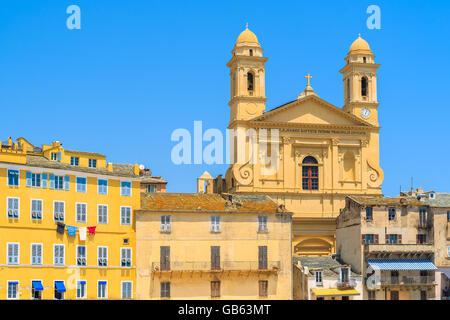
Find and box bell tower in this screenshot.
[340,34,380,126]
[227,25,268,124]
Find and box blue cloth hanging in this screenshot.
[66,225,78,237]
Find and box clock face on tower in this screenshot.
[361,107,371,119]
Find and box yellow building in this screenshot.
[0,137,140,300]
[213,27,384,256]
[135,193,293,299]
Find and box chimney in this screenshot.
[107,162,113,172]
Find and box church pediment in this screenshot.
[251,95,373,127]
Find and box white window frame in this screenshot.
[7,169,20,187]
[76,245,87,266]
[76,176,87,193]
[315,271,323,285]
[53,201,65,222]
[98,246,108,267]
[121,247,132,267]
[76,280,87,299]
[258,215,268,232]
[30,199,43,221]
[121,281,133,299]
[120,206,132,226]
[54,175,65,190]
[160,215,171,232]
[76,202,87,223]
[7,197,20,219]
[31,172,42,188]
[54,244,65,266]
[97,179,108,195]
[211,215,220,232]
[51,152,57,161]
[70,156,79,166]
[7,281,19,300]
[97,204,108,224]
[120,181,132,197]
[7,243,20,265]
[31,243,43,265]
[97,280,108,299]
[89,159,97,168]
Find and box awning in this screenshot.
[32,281,44,291]
[438,268,450,279]
[367,259,437,271]
[311,288,360,297]
[55,281,66,293]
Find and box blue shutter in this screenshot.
[26,172,32,187]
[57,152,61,161]
[64,176,70,190]
[49,174,55,189]
[42,173,48,188]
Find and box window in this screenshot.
[51,175,66,190]
[363,56,367,63]
[388,208,396,221]
[417,234,427,244]
[31,281,43,300]
[121,206,132,225]
[419,208,428,227]
[386,234,402,244]
[365,207,373,220]
[420,290,427,300]
[89,159,97,168]
[54,245,65,265]
[161,282,170,298]
[31,173,41,187]
[211,246,220,270]
[51,152,58,161]
[77,246,86,266]
[160,246,170,271]
[54,201,65,221]
[7,243,19,265]
[120,181,131,196]
[98,281,107,299]
[341,268,349,282]
[7,197,19,219]
[98,205,108,224]
[361,76,368,97]
[122,282,132,299]
[211,215,220,232]
[161,215,171,232]
[31,244,42,265]
[258,216,268,232]
[258,246,268,270]
[70,157,79,166]
[76,203,87,223]
[368,291,376,300]
[98,179,108,195]
[7,282,18,299]
[76,177,87,193]
[259,280,268,297]
[77,281,86,299]
[98,247,108,266]
[121,248,132,267]
[342,296,349,300]
[447,211,450,222]
[7,169,19,186]
[362,234,378,244]
[315,271,323,285]
[249,49,253,56]
[211,281,220,298]
[390,290,399,300]
[54,281,65,300]
[145,184,156,192]
[302,156,319,190]
[447,246,450,257]
[429,193,435,199]
[31,199,43,220]
[247,72,254,91]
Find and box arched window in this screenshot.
[249,49,253,56]
[302,156,318,190]
[247,72,254,91]
[363,57,367,63]
[361,76,368,97]
[346,78,350,101]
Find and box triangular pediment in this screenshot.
[252,95,373,127]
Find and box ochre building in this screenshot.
[214,26,384,256]
[0,137,140,299]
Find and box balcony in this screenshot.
[380,276,435,286]
[151,261,281,275]
[336,279,357,289]
[364,244,434,258]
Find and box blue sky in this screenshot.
[0,0,449,195]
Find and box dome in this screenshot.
[349,34,372,54]
[236,25,259,44]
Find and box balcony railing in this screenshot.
[336,279,357,289]
[151,261,281,273]
[380,276,435,286]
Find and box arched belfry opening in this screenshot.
[361,76,368,98]
[247,72,254,92]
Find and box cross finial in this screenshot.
[358,33,361,38]
[305,73,312,87]
[246,22,248,29]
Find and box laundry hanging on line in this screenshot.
[66,225,78,237]
[57,222,66,235]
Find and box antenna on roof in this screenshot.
[411,176,414,191]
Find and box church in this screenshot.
[199,25,384,257]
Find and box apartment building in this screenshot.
[293,256,362,300]
[0,137,140,300]
[135,193,293,299]
[336,196,437,300]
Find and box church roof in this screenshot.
[236,25,259,45]
[349,34,373,55]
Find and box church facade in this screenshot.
[218,26,384,256]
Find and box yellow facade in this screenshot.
[221,27,384,256]
[0,138,140,300]
[136,193,293,300]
